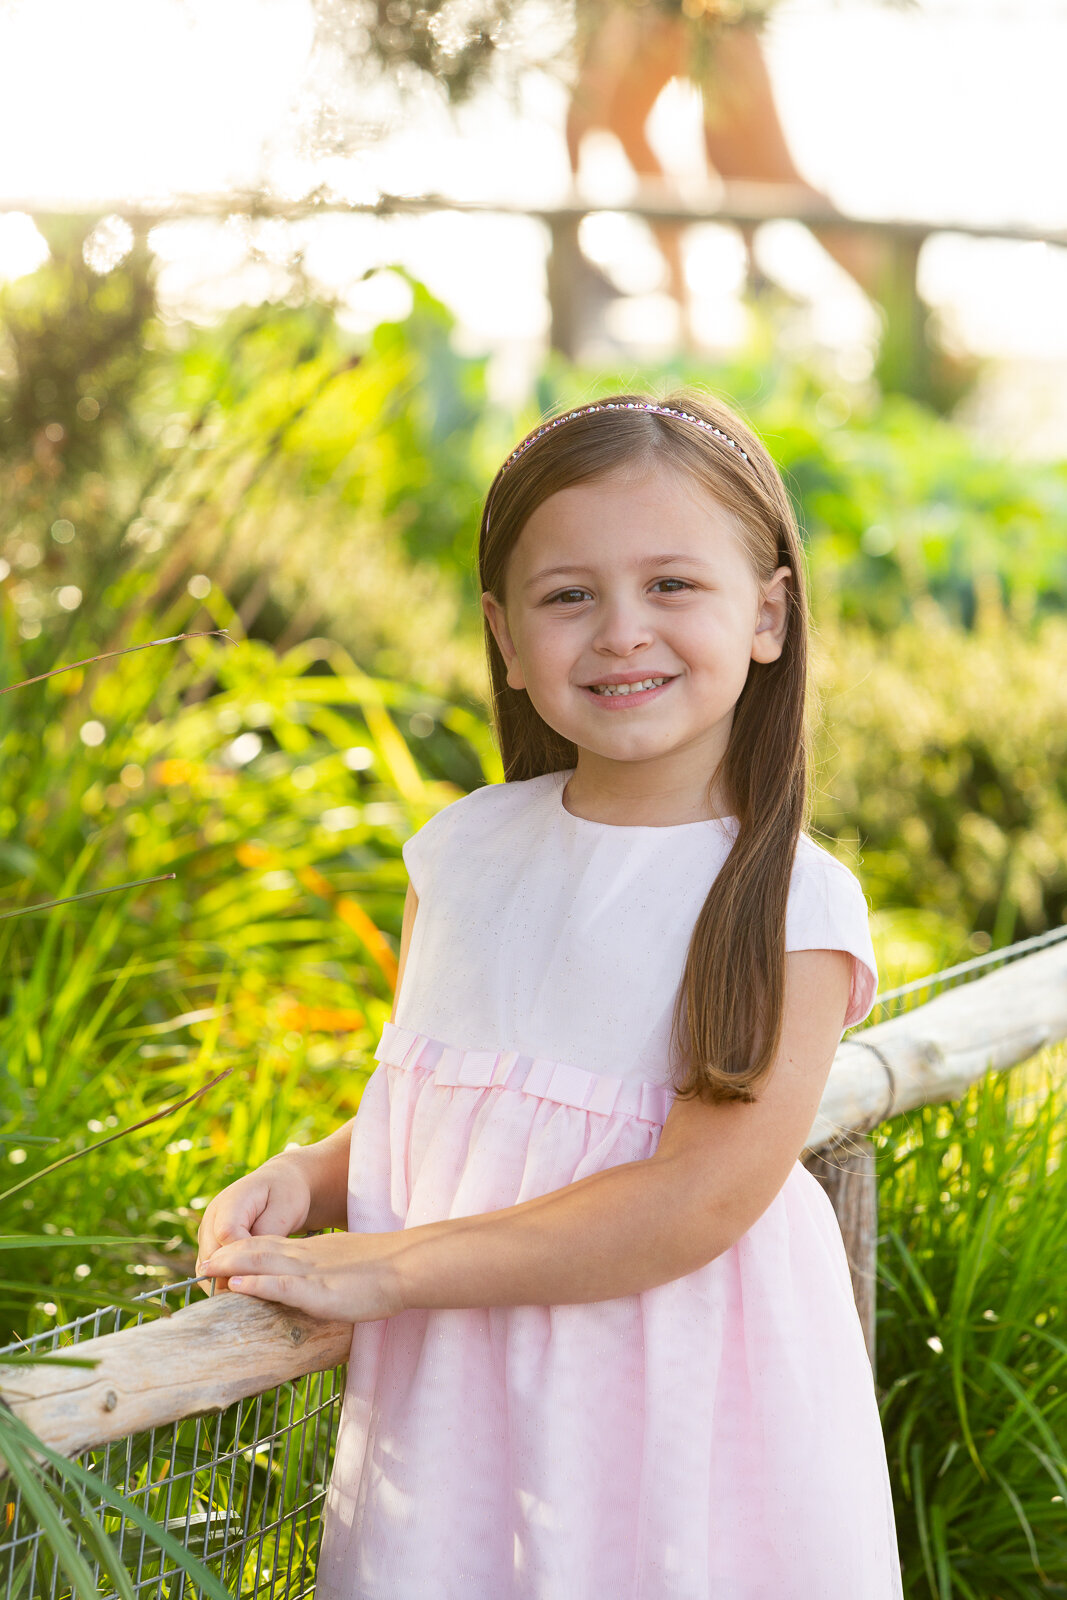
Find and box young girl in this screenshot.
[196,391,905,1599]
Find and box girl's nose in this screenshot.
[590,597,656,657]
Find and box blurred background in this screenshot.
[2,0,1067,1588]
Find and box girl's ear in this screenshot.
[751,565,792,664]
[481,591,527,691]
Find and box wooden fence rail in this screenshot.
[8,180,1067,377]
[3,934,1066,1469]
[11,181,1067,243]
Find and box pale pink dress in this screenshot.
[315,769,904,1600]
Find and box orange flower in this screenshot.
[236,841,275,869]
[152,759,201,787]
[278,1004,366,1033]
[233,847,399,987]
[295,865,399,987]
[333,897,399,987]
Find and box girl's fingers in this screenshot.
[199,1236,293,1279]
[195,1236,389,1322]
[227,1274,292,1301]
[197,1226,257,1272]
[197,1239,346,1318]
[221,1271,331,1319]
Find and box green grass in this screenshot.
[875,1048,1067,1597]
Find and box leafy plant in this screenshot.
[875,1052,1067,1596]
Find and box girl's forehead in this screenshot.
[515,466,744,561]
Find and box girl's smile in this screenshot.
[580,672,678,707]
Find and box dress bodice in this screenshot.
[395,769,877,1087]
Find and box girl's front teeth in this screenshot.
[590,677,670,696]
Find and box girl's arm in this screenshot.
[390,946,853,1309]
[201,945,853,1316]
[268,883,421,1232]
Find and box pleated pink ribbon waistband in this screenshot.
[374,1021,674,1127]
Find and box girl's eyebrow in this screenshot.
[523,554,714,590]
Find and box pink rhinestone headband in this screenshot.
[499,401,750,472]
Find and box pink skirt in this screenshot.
[314,1023,904,1600]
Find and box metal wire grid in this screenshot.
[859,921,1067,1027]
[2,922,1065,1598]
[0,1271,346,1599]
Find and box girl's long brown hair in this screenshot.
[477,388,811,1105]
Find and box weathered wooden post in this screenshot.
[545,211,584,360]
[873,228,927,399]
[801,1135,879,1383]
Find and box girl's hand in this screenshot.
[194,1157,313,1296]
[196,1229,406,1323]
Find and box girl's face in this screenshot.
[482,462,791,800]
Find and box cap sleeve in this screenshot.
[401,806,452,899]
[786,840,879,1030]
[400,787,478,899]
[400,831,428,898]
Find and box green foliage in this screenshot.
[7,239,1065,703]
[125,274,494,691]
[875,1055,1067,1595]
[0,1382,338,1599]
[811,612,1067,944]
[0,1404,231,1600]
[309,0,548,104]
[0,582,499,1599]
[0,217,159,478]
[358,273,511,578]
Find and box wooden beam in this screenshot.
[0,1292,353,1469]
[3,184,1066,247]
[806,936,1067,1155]
[800,936,1067,1381]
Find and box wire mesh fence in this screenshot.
[2,921,1066,1599]
[861,921,1067,1025]
[0,1271,346,1599]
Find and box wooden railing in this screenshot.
[3,932,1066,1464]
[7,180,1065,382]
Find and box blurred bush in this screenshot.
[811,609,1067,950]
[0,244,502,699]
[0,216,158,479]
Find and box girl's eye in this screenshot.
[545,579,695,605]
